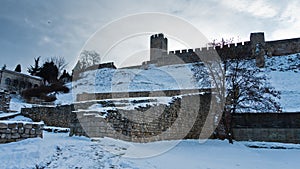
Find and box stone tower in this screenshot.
[150,33,168,61]
[250,32,265,68]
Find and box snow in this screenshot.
[71,64,200,95]
[9,95,32,112]
[0,132,299,169]
[0,132,137,169]
[86,96,175,112]
[0,120,43,125]
[0,112,20,119]
[7,115,33,122]
[53,54,300,112]
[269,71,300,112]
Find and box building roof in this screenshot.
[0,69,43,81]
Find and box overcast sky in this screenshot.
[1,0,299,71]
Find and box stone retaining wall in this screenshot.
[21,105,75,128]
[0,91,10,112]
[70,94,213,142]
[20,93,300,143]
[76,88,211,101]
[0,121,44,143]
[232,113,300,143]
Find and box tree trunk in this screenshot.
[222,110,233,144]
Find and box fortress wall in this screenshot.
[163,41,252,65]
[70,94,213,142]
[150,33,300,67]
[76,88,211,101]
[266,38,300,56]
[232,113,300,143]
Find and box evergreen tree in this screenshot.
[28,56,41,76]
[1,64,6,70]
[14,64,21,72]
[36,61,59,84]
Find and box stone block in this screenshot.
[18,128,24,133]
[1,134,6,139]
[24,124,33,129]
[5,128,11,134]
[16,138,25,142]
[8,123,17,129]
[6,134,11,139]
[11,128,18,133]
[0,139,6,143]
[29,135,36,138]
[11,133,20,139]
[35,129,42,135]
[17,123,23,128]
[6,139,16,143]
[25,128,30,134]
[32,124,41,129]
[0,123,7,129]
[30,129,36,135]
[21,134,30,138]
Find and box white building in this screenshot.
[0,69,43,94]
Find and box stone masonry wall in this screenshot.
[20,91,300,143]
[0,91,10,112]
[76,89,211,102]
[21,105,75,128]
[148,33,300,68]
[232,113,300,143]
[70,94,213,142]
[266,38,300,56]
[0,121,43,143]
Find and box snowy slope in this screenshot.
[266,54,300,112]
[63,53,300,112]
[71,64,201,94]
[0,131,300,169]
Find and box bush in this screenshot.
[21,82,69,102]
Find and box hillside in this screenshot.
[58,53,300,112]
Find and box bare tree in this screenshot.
[208,38,234,48]
[192,49,281,144]
[225,59,280,114]
[45,56,68,76]
[79,50,101,69]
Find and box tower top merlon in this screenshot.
[151,33,165,39]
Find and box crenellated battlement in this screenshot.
[149,32,300,67]
[151,33,165,39]
[167,40,251,58]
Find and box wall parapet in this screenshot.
[0,121,43,143]
[232,113,300,143]
[70,94,212,142]
[76,88,211,102]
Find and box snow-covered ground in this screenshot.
[9,95,32,112]
[0,131,299,169]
